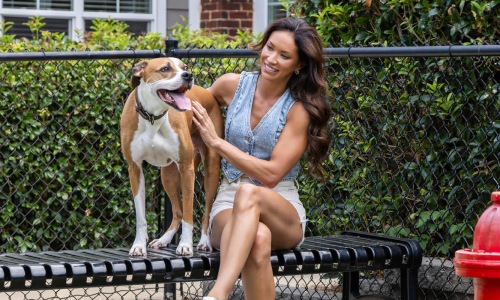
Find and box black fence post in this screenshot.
[162,36,179,300]
[165,37,179,58]
[158,171,176,300]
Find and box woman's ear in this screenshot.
[295,64,303,73]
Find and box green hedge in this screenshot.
[287,0,499,45]
[1,18,498,259]
[287,0,499,256]
[0,18,254,253]
[315,55,499,256]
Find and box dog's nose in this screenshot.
[182,72,193,81]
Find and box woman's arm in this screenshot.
[192,100,309,188]
[207,73,240,107]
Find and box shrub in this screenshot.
[0,18,255,252]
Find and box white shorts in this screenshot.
[209,176,308,246]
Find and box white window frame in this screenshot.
[253,0,267,34]
[0,0,166,41]
[188,0,200,31]
[254,0,291,34]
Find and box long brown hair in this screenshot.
[252,17,331,178]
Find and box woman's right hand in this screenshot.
[192,100,222,149]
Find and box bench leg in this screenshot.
[342,271,398,300]
[400,268,419,300]
[164,282,177,300]
[342,271,360,300]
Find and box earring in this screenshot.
[295,70,300,75]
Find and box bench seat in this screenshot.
[0,231,422,299]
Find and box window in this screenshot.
[3,17,70,38]
[2,0,71,10]
[120,0,151,13]
[0,0,171,41]
[84,0,151,13]
[84,0,119,12]
[84,19,149,36]
[268,0,288,24]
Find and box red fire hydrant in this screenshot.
[455,191,500,299]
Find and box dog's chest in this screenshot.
[130,118,181,167]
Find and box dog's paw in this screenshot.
[197,234,213,252]
[197,243,212,252]
[176,243,193,256]
[129,244,147,257]
[148,239,167,249]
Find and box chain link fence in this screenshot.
[0,42,499,299]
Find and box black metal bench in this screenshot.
[0,231,422,300]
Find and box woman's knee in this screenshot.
[233,183,262,211]
[248,225,272,265]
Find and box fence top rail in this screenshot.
[323,45,500,58]
[0,49,163,62]
[0,45,499,62]
[172,45,500,58]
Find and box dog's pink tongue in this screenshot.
[171,93,192,111]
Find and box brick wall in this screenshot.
[200,0,253,36]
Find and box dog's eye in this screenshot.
[160,66,171,72]
[183,65,188,71]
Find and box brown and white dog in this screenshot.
[120,57,223,256]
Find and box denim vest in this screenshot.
[222,71,301,185]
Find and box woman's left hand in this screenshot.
[192,100,222,148]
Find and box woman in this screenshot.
[191,17,331,300]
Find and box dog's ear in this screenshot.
[131,61,148,89]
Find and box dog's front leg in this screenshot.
[196,150,220,252]
[149,163,182,250]
[129,163,149,257]
[176,161,196,256]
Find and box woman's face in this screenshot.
[260,30,301,82]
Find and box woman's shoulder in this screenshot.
[207,73,241,106]
[216,72,242,84]
[287,100,309,124]
[208,73,241,94]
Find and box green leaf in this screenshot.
[428,8,439,17]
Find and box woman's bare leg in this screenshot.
[206,183,303,300]
[240,222,275,299]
